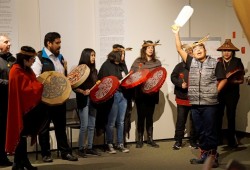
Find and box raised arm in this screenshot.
[172,27,188,63]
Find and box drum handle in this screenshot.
[119,71,133,83]
[42,72,53,84]
[89,80,101,91]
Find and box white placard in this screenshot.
[95,0,126,69]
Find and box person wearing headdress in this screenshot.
[216,39,245,148]
[172,27,227,168]
[171,45,198,150]
[0,35,15,166]
[130,40,162,148]
[6,46,46,170]
[98,44,130,154]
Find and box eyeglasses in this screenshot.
[30,56,36,60]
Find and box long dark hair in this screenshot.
[16,46,36,72]
[78,48,96,71]
[107,50,122,63]
[140,40,157,62]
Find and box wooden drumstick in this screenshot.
[119,71,133,83]
[89,80,101,91]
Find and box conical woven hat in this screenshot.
[217,39,239,51]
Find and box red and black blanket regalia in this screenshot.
[6,46,46,170]
[6,64,44,153]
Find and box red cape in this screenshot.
[5,64,43,153]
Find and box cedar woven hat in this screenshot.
[217,39,239,51]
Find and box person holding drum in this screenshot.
[31,32,78,162]
[98,44,129,154]
[74,48,101,157]
[130,40,162,148]
[172,27,227,168]
[0,35,15,167]
[216,39,245,148]
[6,46,45,170]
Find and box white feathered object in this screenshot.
[172,5,194,30]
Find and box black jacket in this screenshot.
[171,62,189,100]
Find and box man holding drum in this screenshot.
[32,32,78,162]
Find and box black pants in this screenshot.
[39,103,71,157]
[15,102,46,164]
[135,100,155,134]
[218,93,239,145]
[174,104,197,143]
[0,98,8,159]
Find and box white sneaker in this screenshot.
[117,144,129,153]
[107,144,116,154]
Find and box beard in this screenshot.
[49,46,60,57]
[51,49,60,57]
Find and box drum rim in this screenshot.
[68,64,90,89]
[90,75,120,103]
[120,69,150,89]
[37,71,72,105]
[141,67,167,94]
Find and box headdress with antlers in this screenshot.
[142,40,161,47]
[113,47,133,52]
[191,34,210,48]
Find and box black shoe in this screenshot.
[147,140,159,148]
[136,141,143,148]
[189,142,199,149]
[86,149,101,156]
[190,157,205,164]
[42,156,53,163]
[20,157,37,170]
[12,163,24,170]
[78,149,87,158]
[0,158,13,166]
[172,141,182,150]
[61,153,78,161]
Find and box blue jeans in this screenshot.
[191,105,218,151]
[106,91,127,145]
[78,97,96,150]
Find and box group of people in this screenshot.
[172,27,244,168]
[0,26,245,169]
[0,32,164,170]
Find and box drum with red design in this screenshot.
[90,76,120,103]
[121,69,150,89]
[67,64,90,89]
[141,67,167,94]
[226,68,244,80]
